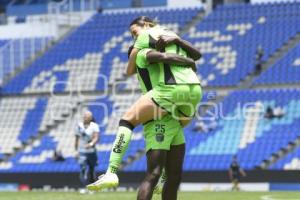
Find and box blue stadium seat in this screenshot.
[1,4,300,173]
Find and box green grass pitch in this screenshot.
[0,191,300,200]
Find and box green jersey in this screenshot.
[135,48,160,94]
[134,26,200,85]
[135,47,185,153]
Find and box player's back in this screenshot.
[135,26,200,85]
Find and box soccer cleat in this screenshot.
[86,173,119,191]
[153,173,167,195]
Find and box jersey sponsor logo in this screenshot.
[113,133,125,153]
[156,133,164,142]
[155,124,165,142]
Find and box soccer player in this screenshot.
[88,46,194,199]
[133,46,197,200]
[88,16,202,197]
[124,16,202,127]
[228,155,247,191]
[75,111,99,193]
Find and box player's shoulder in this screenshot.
[90,122,99,129]
[138,48,152,56]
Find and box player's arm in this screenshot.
[126,47,138,76]
[239,168,247,177]
[156,35,201,60]
[75,135,79,151]
[146,50,197,71]
[127,32,150,76]
[228,167,233,180]
[86,131,99,148]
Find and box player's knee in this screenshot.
[147,172,161,184]
[146,168,162,184]
[121,108,138,123]
[119,119,135,130]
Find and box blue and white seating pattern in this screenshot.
[124,89,300,171]
[254,43,300,85]
[2,7,200,94]
[1,3,300,173]
[0,97,46,158]
[0,95,145,172]
[0,7,201,172]
[0,37,52,82]
[270,146,300,170]
[183,2,300,86]
[0,40,7,47]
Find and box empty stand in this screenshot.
[182,2,300,86]
[255,43,300,85]
[0,37,52,83]
[270,146,300,170]
[2,7,200,94]
[125,89,300,171]
[1,3,299,174]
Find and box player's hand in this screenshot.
[85,143,93,149]
[156,35,179,51]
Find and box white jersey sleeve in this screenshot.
[91,122,100,133]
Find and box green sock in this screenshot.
[107,126,132,174]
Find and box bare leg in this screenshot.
[137,150,167,200]
[162,144,185,200]
[122,94,167,126]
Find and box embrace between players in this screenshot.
[87,16,203,200]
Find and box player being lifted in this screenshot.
[88,44,196,199]
[88,16,202,200]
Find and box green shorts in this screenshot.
[143,114,185,152]
[148,84,202,119]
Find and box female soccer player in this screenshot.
[88,45,194,199]
[88,17,202,198]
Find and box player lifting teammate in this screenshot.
[88,16,202,200]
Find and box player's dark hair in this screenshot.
[128,45,134,58]
[130,16,156,27]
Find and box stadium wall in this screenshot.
[0,23,57,39]
[1,171,300,189]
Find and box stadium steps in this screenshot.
[258,135,300,169]
[218,30,300,94]
[251,30,300,168]
[179,8,206,36]
[253,83,300,90]
[0,95,82,163]
[249,32,300,89]
[1,38,54,85]
[1,25,78,87]
[209,33,300,170]
[179,11,300,116]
